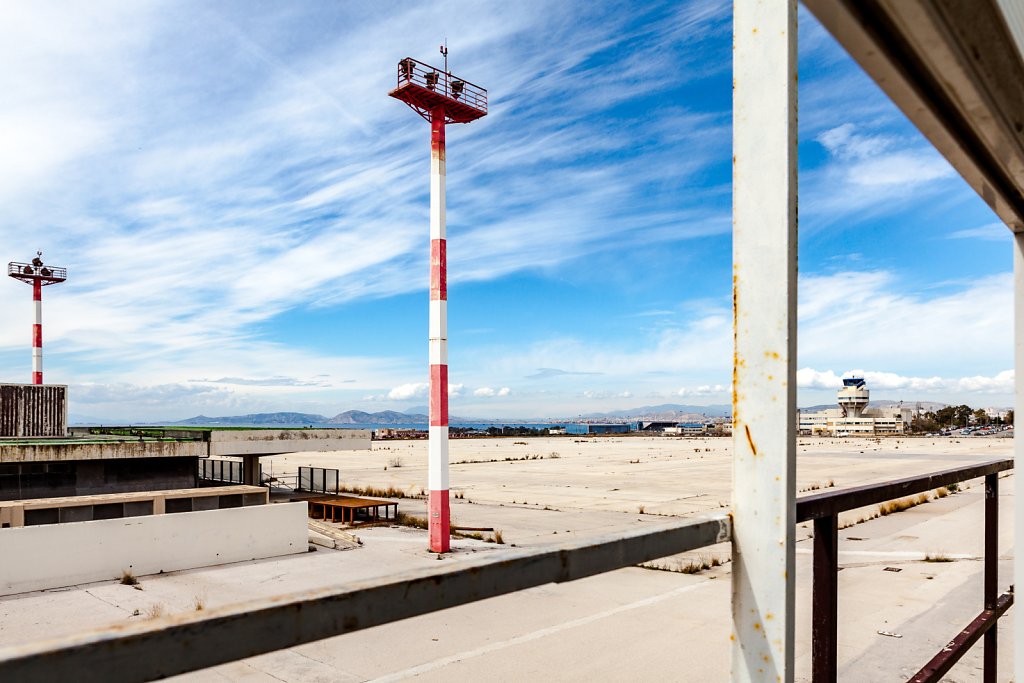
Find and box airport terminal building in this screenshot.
[798,378,913,436]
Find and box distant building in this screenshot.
[565,423,631,435]
[798,378,913,436]
[661,422,719,436]
[983,408,1010,422]
[637,420,679,432]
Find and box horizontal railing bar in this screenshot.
[398,56,486,90]
[796,458,1013,521]
[907,590,1014,683]
[0,513,730,683]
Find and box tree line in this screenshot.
[911,405,1013,432]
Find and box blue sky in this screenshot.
[0,1,1014,421]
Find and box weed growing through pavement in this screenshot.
[923,553,954,563]
[639,555,729,575]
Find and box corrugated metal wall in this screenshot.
[0,385,67,438]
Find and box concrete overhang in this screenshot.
[804,0,1024,231]
[0,428,374,464]
[0,439,208,463]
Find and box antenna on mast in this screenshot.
[440,40,448,74]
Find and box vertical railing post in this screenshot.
[731,1,798,681]
[1015,230,1024,683]
[983,473,998,683]
[812,515,838,682]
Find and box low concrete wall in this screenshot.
[0,502,307,596]
[208,429,372,455]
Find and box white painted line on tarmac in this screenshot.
[367,578,715,682]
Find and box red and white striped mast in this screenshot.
[390,46,488,552]
[8,252,68,384]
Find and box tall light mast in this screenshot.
[8,252,67,384]
[389,48,488,552]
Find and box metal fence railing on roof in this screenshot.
[297,466,338,494]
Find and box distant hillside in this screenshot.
[170,412,328,426]
[582,404,732,420]
[328,410,428,424]
[799,400,949,413]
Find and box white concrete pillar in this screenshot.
[731,1,798,681]
[1015,230,1023,683]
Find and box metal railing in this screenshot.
[394,56,487,114]
[7,262,67,284]
[297,466,339,494]
[0,460,1012,681]
[198,458,258,485]
[796,458,1014,682]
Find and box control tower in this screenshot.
[837,377,869,418]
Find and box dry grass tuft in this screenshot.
[396,512,429,530]
[340,484,415,499]
[878,493,930,517]
[639,555,727,575]
[924,552,955,563]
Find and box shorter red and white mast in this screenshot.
[8,252,67,385]
[32,279,43,384]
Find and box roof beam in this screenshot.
[804,0,1024,231]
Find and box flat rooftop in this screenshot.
[0,427,372,463]
[0,436,1009,681]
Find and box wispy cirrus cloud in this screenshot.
[190,376,333,387]
[947,222,1011,241]
[0,2,1009,422]
[0,2,733,402]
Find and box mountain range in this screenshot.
[71,399,965,427]
[165,410,428,426]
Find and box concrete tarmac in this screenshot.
[0,435,1013,681]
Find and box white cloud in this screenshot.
[795,368,842,390]
[387,383,428,401]
[676,384,727,397]
[948,222,1011,241]
[473,386,510,398]
[797,368,1013,395]
[814,123,954,189]
[954,370,1014,393]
